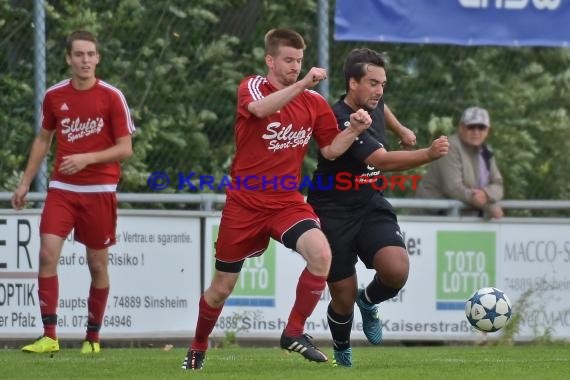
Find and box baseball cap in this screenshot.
[460,106,490,128]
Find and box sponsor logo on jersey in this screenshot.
[355,165,382,181]
[262,122,312,152]
[61,117,104,142]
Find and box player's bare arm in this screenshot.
[247,67,327,118]
[384,105,416,148]
[11,128,55,210]
[397,125,416,148]
[364,135,449,172]
[321,109,372,161]
[59,135,133,176]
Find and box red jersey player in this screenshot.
[12,30,134,354]
[182,28,371,370]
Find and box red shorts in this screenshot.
[40,188,117,249]
[215,193,320,263]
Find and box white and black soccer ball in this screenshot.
[465,287,512,332]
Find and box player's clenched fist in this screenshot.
[303,67,327,88]
[349,109,372,132]
[428,135,449,159]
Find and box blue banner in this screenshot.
[335,0,570,47]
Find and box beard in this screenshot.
[281,71,299,86]
[363,98,381,111]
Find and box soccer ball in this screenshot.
[465,287,512,332]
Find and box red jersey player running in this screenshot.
[182,28,371,370]
[12,30,135,354]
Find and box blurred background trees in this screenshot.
[2,0,569,205]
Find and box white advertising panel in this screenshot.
[0,210,201,339]
[205,216,570,341]
[2,211,567,342]
[497,223,570,340]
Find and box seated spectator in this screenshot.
[416,106,504,218]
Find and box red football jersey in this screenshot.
[229,75,339,201]
[41,79,135,190]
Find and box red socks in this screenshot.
[38,276,109,342]
[38,276,58,339]
[284,268,327,336]
[86,286,109,342]
[191,295,224,352]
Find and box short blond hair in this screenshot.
[264,29,306,56]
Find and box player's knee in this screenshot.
[87,259,108,278]
[38,247,59,268]
[379,248,409,287]
[316,251,332,273]
[311,235,331,260]
[392,270,409,289]
[394,259,410,285]
[379,264,409,289]
[307,249,331,276]
[297,229,331,266]
[210,281,236,302]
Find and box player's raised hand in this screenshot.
[301,67,327,88]
[428,135,449,159]
[349,109,372,133]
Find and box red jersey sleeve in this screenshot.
[108,88,135,139]
[237,76,263,120]
[41,92,57,131]
[311,94,340,148]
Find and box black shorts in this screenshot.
[317,194,406,282]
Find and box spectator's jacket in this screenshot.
[416,133,503,217]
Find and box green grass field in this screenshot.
[1,344,568,380]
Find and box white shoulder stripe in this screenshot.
[40,80,68,128]
[306,89,326,100]
[45,79,71,94]
[99,80,136,133]
[247,76,265,101]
